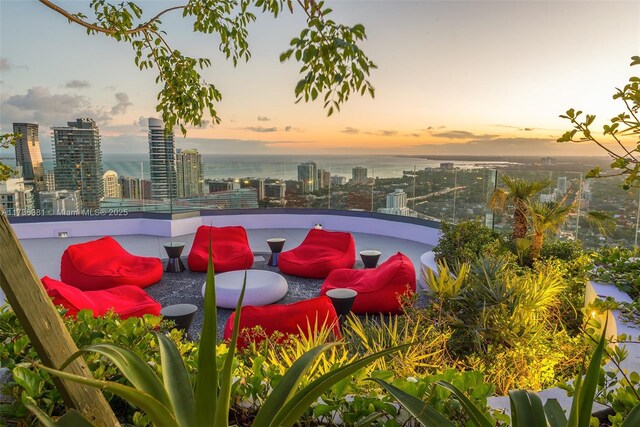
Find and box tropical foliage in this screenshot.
[39,0,376,134]
[375,323,640,427]
[528,200,575,260]
[488,175,551,240]
[433,218,501,266]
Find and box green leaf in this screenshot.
[38,364,179,427]
[13,367,42,397]
[622,402,640,427]
[567,324,607,427]
[544,398,568,427]
[60,343,171,409]
[23,395,93,427]
[369,378,455,426]
[157,333,195,426]
[195,229,219,427]
[253,343,338,426]
[213,270,247,427]
[434,381,493,427]
[509,390,547,427]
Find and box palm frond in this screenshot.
[585,210,616,236]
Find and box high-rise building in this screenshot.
[52,118,103,209]
[102,170,122,198]
[386,189,408,209]
[331,175,347,186]
[0,178,34,216]
[352,167,368,185]
[119,176,151,199]
[298,161,318,192]
[13,123,44,182]
[440,162,455,170]
[39,190,81,215]
[557,176,568,195]
[317,169,331,189]
[176,149,204,198]
[240,178,265,200]
[148,118,177,200]
[265,182,286,199]
[377,189,413,216]
[44,171,56,192]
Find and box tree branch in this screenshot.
[38,0,185,36]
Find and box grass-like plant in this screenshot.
[23,239,409,426]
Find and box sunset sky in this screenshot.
[1,0,638,156]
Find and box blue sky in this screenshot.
[1,0,639,156]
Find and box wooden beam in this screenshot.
[0,213,119,426]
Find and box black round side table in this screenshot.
[359,250,382,269]
[164,242,186,273]
[161,304,197,340]
[326,288,358,330]
[267,238,286,266]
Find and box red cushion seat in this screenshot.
[60,236,163,290]
[187,225,254,273]
[223,296,341,349]
[320,252,416,314]
[279,229,355,279]
[41,276,161,319]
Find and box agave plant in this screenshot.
[372,319,640,427]
[422,259,470,300]
[24,239,410,426]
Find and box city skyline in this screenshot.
[1,1,638,156]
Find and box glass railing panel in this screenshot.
[449,168,496,225]
[372,163,415,218]
[580,175,638,249]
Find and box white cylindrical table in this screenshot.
[202,270,288,309]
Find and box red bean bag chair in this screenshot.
[60,236,163,291]
[279,229,355,279]
[223,296,341,349]
[41,276,161,319]
[320,252,416,314]
[188,225,254,273]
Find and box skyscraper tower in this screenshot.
[386,189,407,209]
[176,148,204,197]
[52,118,103,209]
[102,170,122,198]
[297,161,318,193]
[13,123,44,182]
[148,118,177,200]
[352,167,368,185]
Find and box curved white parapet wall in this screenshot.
[10,211,442,247]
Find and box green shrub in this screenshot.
[465,334,590,394]
[433,219,501,266]
[0,307,194,425]
[592,246,640,300]
[541,239,586,261]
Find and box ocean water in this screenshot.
[39,154,512,180]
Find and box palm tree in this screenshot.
[528,200,574,260]
[488,176,551,240]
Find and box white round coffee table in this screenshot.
[201,270,288,309]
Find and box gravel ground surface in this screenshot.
[147,253,369,339]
